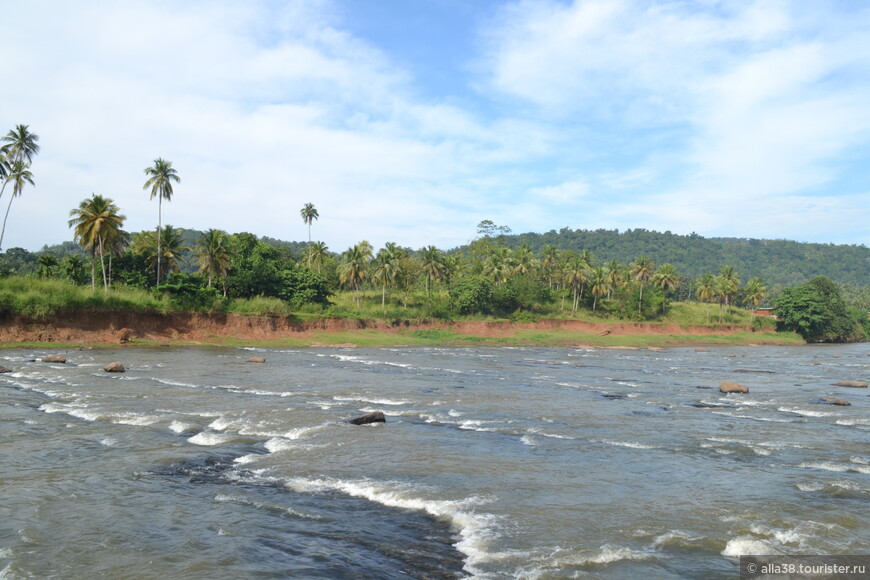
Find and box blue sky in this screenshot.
[1,0,868,253]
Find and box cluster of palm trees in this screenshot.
[0,125,40,251]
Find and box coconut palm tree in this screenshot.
[300,203,319,243]
[372,245,401,315]
[132,226,188,279]
[303,241,330,274]
[0,124,39,202]
[743,277,768,321]
[629,255,656,316]
[68,194,126,294]
[37,254,59,278]
[539,244,559,289]
[483,246,512,286]
[653,263,680,314]
[695,273,716,324]
[512,244,536,276]
[564,255,591,314]
[143,158,180,284]
[715,265,740,316]
[419,245,447,296]
[338,241,372,308]
[605,259,624,299]
[589,266,610,312]
[0,160,35,251]
[194,229,231,290]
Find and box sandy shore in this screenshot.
[0,311,800,348]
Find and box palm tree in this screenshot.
[483,246,512,286]
[743,277,768,321]
[132,226,189,279]
[715,265,740,316]
[695,273,716,323]
[564,255,590,314]
[338,241,372,308]
[37,254,59,278]
[512,244,536,276]
[194,229,231,291]
[539,245,559,289]
[372,245,401,315]
[0,160,35,251]
[589,266,610,312]
[629,255,656,316]
[300,203,319,243]
[653,263,680,314]
[68,194,126,294]
[419,245,447,296]
[303,241,329,274]
[143,158,180,284]
[605,259,624,299]
[0,124,39,202]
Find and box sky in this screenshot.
[1,0,869,253]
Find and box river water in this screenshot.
[0,344,867,579]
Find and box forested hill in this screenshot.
[481,228,869,288]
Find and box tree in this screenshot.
[419,245,447,296]
[589,266,610,312]
[653,263,680,314]
[338,241,372,308]
[449,275,494,315]
[0,160,34,251]
[300,203,319,243]
[143,158,180,284]
[563,255,590,314]
[0,124,39,202]
[629,256,655,316]
[303,241,329,274]
[774,276,861,342]
[68,194,126,294]
[715,265,740,315]
[743,277,768,321]
[695,273,716,323]
[539,245,559,289]
[37,254,59,278]
[372,245,401,315]
[194,229,231,292]
[132,226,188,279]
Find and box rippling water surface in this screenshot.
[1,344,867,579]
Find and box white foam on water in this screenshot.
[836,418,870,426]
[282,476,497,574]
[333,395,413,406]
[593,439,660,450]
[796,482,825,492]
[551,544,655,567]
[234,453,261,465]
[187,431,236,446]
[448,409,463,417]
[799,462,870,475]
[721,536,778,557]
[711,411,795,423]
[778,407,838,418]
[100,437,117,447]
[520,435,537,446]
[851,456,869,465]
[111,412,161,426]
[527,428,575,440]
[168,420,199,434]
[154,378,199,389]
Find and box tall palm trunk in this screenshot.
[156,198,162,285]
[98,236,109,296]
[0,192,16,251]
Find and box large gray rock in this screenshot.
[832,380,867,388]
[103,362,125,373]
[719,381,749,394]
[348,411,386,425]
[41,355,66,364]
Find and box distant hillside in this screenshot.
[476,228,869,288]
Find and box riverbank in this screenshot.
[0,311,803,348]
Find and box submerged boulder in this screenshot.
[719,381,749,394]
[0,366,11,373]
[832,380,867,388]
[41,355,66,364]
[348,411,386,425]
[103,362,125,373]
[247,357,266,363]
[818,397,850,406]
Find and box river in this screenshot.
[1,344,867,578]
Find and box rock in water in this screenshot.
[348,411,386,425]
[0,366,11,373]
[103,362,125,373]
[719,381,749,394]
[41,355,66,364]
[247,357,266,363]
[818,397,850,406]
[832,380,867,388]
